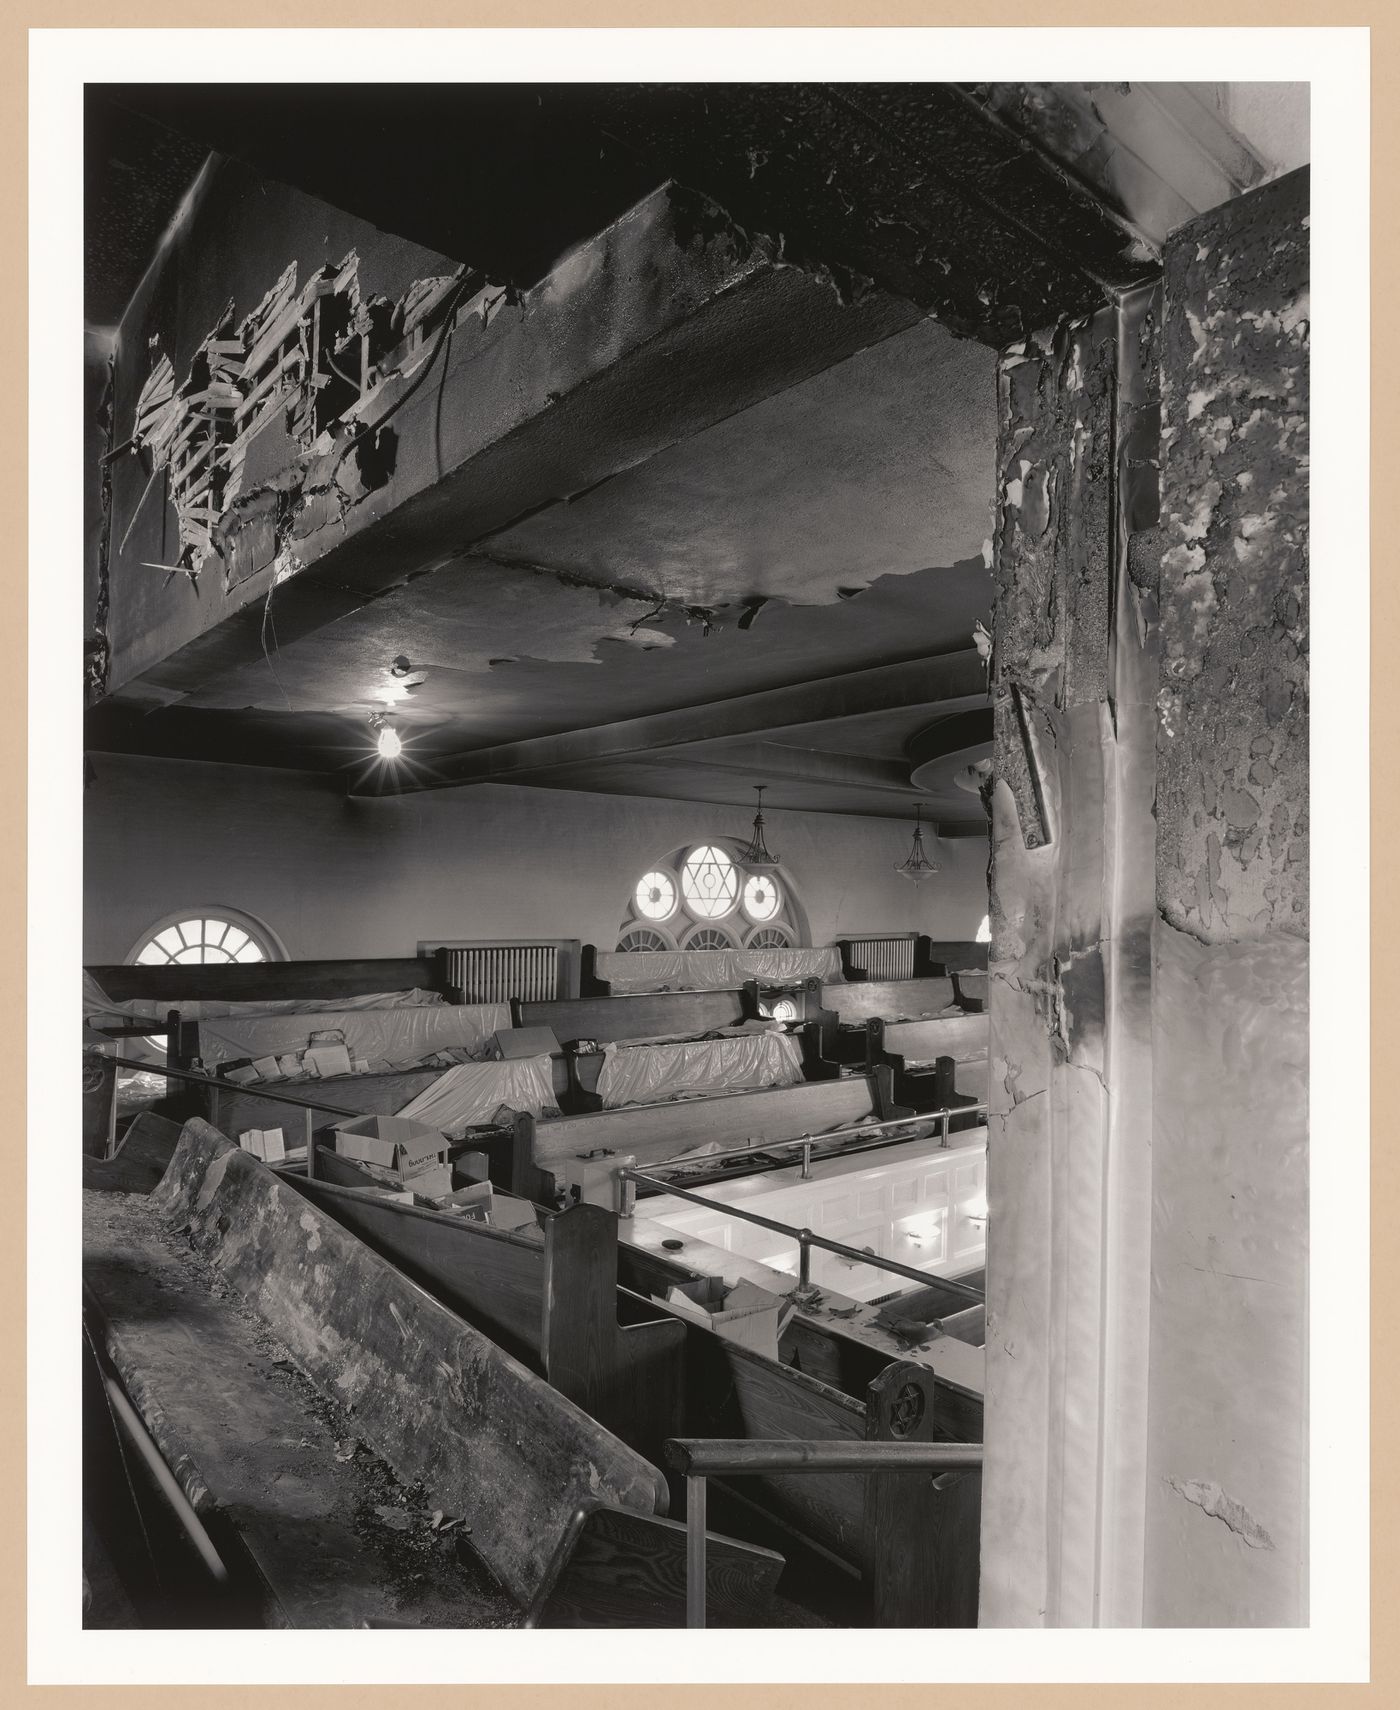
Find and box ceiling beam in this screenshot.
[358,649,988,796]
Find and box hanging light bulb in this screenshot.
[736,785,781,874]
[894,804,940,884]
[368,711,403,760]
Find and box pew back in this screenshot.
[531,1073,891,1175]
[879,1014,989,1066]
[822,977,957,1024]
[149,1120,667,1609]
[88,955,448,1005]
[514,989,747,1044]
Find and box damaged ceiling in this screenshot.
[85,81,1293,828]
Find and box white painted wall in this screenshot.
[83,754,989,964]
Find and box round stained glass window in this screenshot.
[742,874,782,922]
[634,871,678,922]
[679,845,739,919]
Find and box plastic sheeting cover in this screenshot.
[595,947,843,994]
[595,1032,804,1109]
[396,1058,559,1137]
[82,970,445,1025]
[194,1003,509,1068]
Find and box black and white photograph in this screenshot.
[33,21,1372,1688]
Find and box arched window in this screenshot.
[130,909,281,967]
[616,924,675,953]
[616,843,806,952]
[681,922,740,953]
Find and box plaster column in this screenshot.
[981,289,1162,1628]
[981,165,1308,1629]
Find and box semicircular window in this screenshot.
[616,925,673,953]
[134,913,275,966]
[745,924,794,951]
[682,923,739,953]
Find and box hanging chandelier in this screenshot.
[895,804,940,883]
[736,785,781,873]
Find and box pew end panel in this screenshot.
[528,1502,785,1629]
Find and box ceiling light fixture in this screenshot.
[895,804,940,884]
[368,711,403,760]
[736,785,781,874]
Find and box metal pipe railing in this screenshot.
[642,1102,989,1179]
[664,1437,984,1629]
[98,1051,507,1181]
[619,1166,986,1306]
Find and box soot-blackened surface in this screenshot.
[1155,167,1309,942]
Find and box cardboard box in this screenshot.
[491,1026,560,1060]
[277,1054,302,1079]
[238,1127,286,1163]
[406,1165,453,1200]
[304,1043,353,1079]
[333,1112,448,1172]
[663,1278,797,1361]
[491,1196,542,1234]
[452,1150,491,1188]
[563,1151,634,1213]
[251,1056,282,1082]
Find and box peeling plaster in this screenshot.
[1156,169,1309,942]
[1165,1478,1276,1550]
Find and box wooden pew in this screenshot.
[293,1172,687,1468]
[802,975,963,1073]
[582,945,843,997]
[513,988,749,1044]
[499,1070,910,1203]
[865,1015,989,1124]
[87,954,451,1006]
[94,1118,781,1628]
[291,1168,979,1625]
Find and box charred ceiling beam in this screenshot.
[106,179,925,704]
[105,82,1157,349]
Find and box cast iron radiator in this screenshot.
[441,944,560,1004]
[842,936,917,980]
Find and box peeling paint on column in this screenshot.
[982,286,1163,1628]
[1156,168,1309,942]
[990,309,1116,860]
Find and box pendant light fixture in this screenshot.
[368,711,402,760]
[895,803,940,884]
[736,785,781,874]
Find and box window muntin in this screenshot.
[617,925,674,953]
[133,915,271,966]
[681,922,739,953]
[680,845,739,920]
[742,874,782,923]
[633,871,678,922]
[744,924,794,951]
